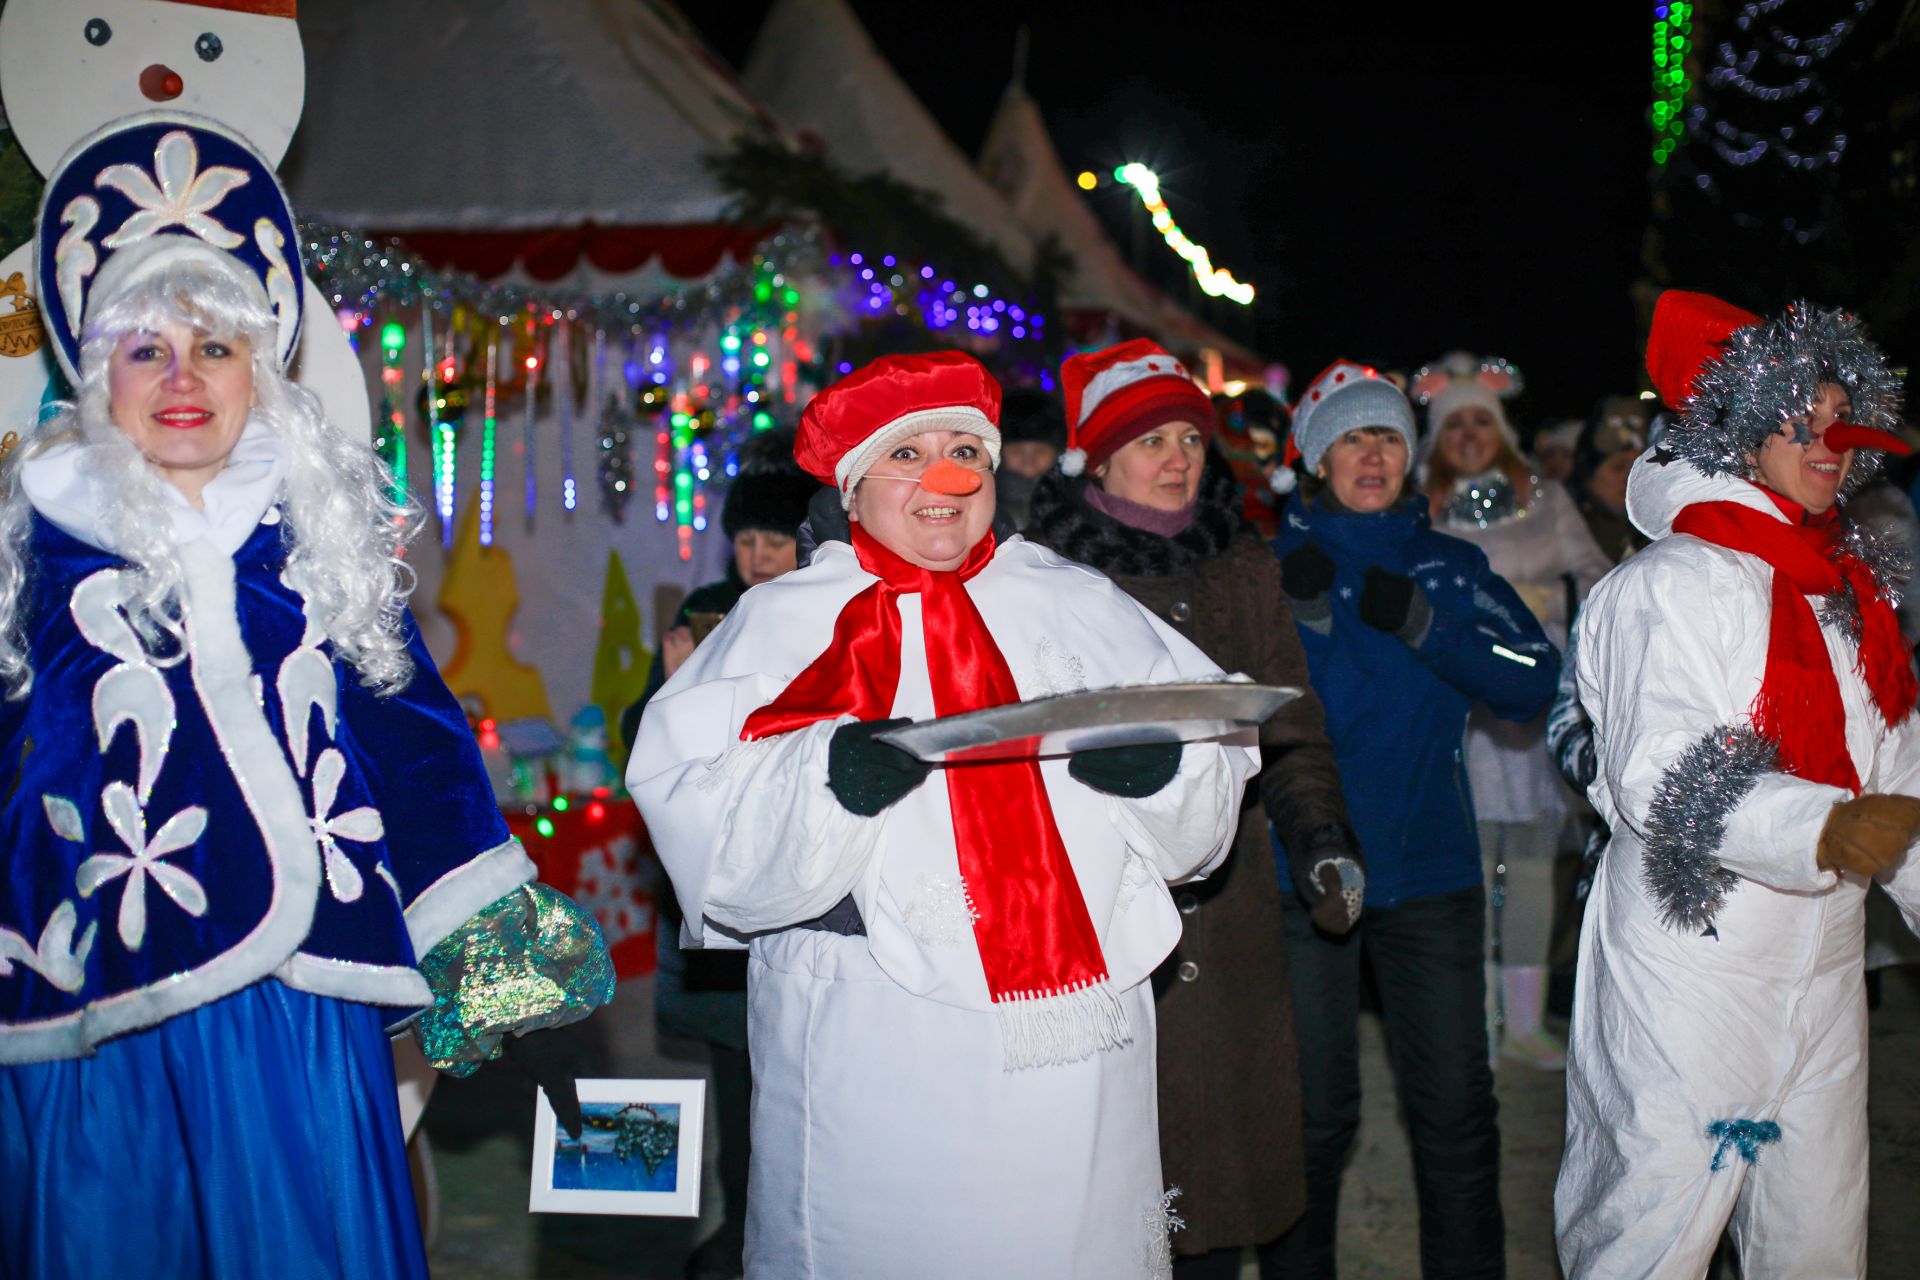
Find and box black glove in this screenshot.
[503,1021,590,1140]
[1069,741,1182,798]
[828,718,933,816]
[1358,566,1432,646]
[1280,542,1337,600]
[1357,566,1415,631]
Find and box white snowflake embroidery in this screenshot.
[308,748,384,903]
[1143,1186,1185,1276]
[1031,635,1088,696]
[1426,577,1441,591]
[0,902,95,993]
[43,795,84,843]
[97,130,248,250]
[54,195,100,336]
[901,872,980,948]
[75,782,208,951]
[1454,574,1469,588]
[1114,849,1156,914]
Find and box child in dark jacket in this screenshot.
[1265,362,1559,1280]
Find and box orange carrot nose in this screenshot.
[921,457,985,495]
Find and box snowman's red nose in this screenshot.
[140,64,184,102]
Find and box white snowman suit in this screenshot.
[1557,450,1920,1277]
[629,534,1255,1280]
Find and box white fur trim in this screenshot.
[833,407,1003,509]
[1078,354,1190,426]
[1270,466,1297,494]
[275,951,433,1011]
[1060,447,1088,477]
[403,839,538,956]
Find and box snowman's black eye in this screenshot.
[195,32,223,62]
[84,18,112,46]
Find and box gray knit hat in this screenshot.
[1290,360,1417,474]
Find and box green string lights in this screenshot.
[1652,2,1694,166]
[1113,163,1255,305]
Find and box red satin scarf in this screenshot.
[1672,499,1917,792]
[741,526,1113,1012]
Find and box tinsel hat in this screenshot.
[1058,339,1213,477]
[796,351,1002,508]
[34,111,304,385]
[1648,289,1909,483]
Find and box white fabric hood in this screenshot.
[1625,447,1789,543]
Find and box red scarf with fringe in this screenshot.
[740,526,1123,1066]
[1672,498,1917,792]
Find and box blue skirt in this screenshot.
[0,980,428,1280]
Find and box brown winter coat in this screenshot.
[1027,464,1356,1254]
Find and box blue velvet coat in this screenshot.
[0,513,534,1063]
[1273,492,1561,907]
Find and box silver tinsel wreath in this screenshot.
[1667,301,1904,502]
[1640,724,1777,934]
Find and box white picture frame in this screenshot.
[529,1077,706,1217]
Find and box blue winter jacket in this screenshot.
[1272,492,1561,907]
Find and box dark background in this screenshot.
[689,1,1917,429]
[689,3,1653,422]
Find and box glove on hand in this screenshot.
[1357,567,1415,632]
[828,718,933,816]
[1280,542,1337,600]
[503,1020,591,1140]
[1308,859,1364,934]
[1070,741,1182,798]
[1816,793,1920,876]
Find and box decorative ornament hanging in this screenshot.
[479,328,500,548]
[522,312,542,524]
[597,392,639,524]
[376,318,408,504]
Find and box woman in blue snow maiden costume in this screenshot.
[0,115,612,1279]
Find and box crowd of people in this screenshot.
[632,298,1920,1279]
[4,98,1920,1280]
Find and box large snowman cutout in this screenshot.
[0,0,368,438]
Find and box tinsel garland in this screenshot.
[1441,471,1536,529]
[1640,724,1777,934]
[1816,518,1912,645]
[300,218,824,329]
[1669,302,1901,501]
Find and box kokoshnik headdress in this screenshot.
[34,111,304,386]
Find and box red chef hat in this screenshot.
[1058,339,1213,476]
[1646,290,1762,412]
[797,351,1003,507]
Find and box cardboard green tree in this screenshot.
[589,549,652,761]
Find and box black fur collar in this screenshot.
[1026,454,1244,576]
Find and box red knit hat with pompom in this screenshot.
[1058,339,1213,476]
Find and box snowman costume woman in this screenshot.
[1556,291,1920,1277]
[0,117,610,1278]
[630,353,1256,1280]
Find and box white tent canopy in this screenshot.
[741,0,1038,274]
[288,0,770,233]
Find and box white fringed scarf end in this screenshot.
[995,978,1131,1071]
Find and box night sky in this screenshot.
[690,3,1652,426]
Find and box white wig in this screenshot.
[0,258,420,697]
